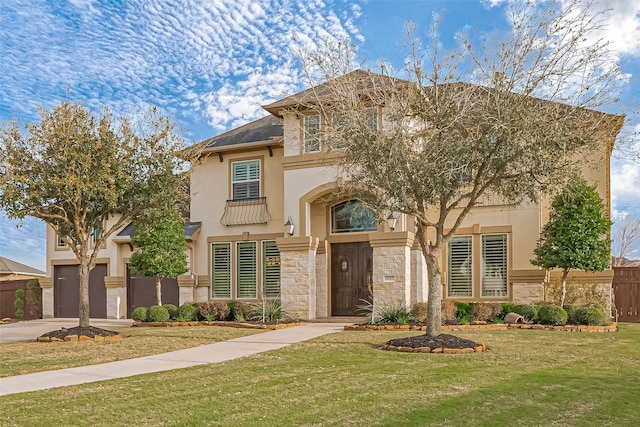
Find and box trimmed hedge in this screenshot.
[537,304,568,325]
[574,305,606,326]
[148,305,170,322]
[163,304,178,320]
[513,304,538,321]
[131,307,148,322]
[178,303,197,321]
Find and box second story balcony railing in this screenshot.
[220,197,272,226]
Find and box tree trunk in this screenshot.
[155,276,163,306]
[78,261,91,328]
[424,246,443,337]
[560,268,569,307]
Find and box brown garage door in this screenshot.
[126,266,179,317]
[54,264,107,318]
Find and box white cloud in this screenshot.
[611,159,640,218]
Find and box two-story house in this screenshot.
[41,70,622,320]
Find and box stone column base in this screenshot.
[39,278,54,318]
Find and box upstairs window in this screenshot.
[56,234,68,248]
[303,114,320,153]
[365,107,378,132]
[232,160,260,201]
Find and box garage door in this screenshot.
[126,266,179,317]
[54,264,107,318]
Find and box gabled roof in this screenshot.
[262,69,405,115]
[114,221,202,242]
[199,115,283,153]
[0,256,45,277]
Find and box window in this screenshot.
[447,236,473,297]
[236,241,257,299]
[330,113,348,149]
[365,107,378,132]
[331,200,378,233]
[56,234,68,248]
[262,240,281,298]
[303,114,320,153]
[211,243,231,298]
[232,160,260,200]
[482,234,507,297]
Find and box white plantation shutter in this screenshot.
[237,241,257,298]
[232,160,260,200]
[211,243,231,298]
[482,234,508,297]
[262,240,281,298]
[448,236,472,297]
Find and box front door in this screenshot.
[331,242,373,316]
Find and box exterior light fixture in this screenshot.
[284,217,295,236]
[386,213,397,231]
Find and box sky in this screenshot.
[1,0,639,271]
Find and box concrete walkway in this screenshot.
[0,322,345,396]
[0,318,134,343]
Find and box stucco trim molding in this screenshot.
[178,274,196,287]
[276,236,319,252]
[549,269,614,283]
[369,231,415,248]
[509,269,546,282]
[104,276,125,288]
[39,278,53,289]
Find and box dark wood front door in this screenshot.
[331,242,373,316]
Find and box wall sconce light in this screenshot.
[386,213,397,231]
[284,217,295,236]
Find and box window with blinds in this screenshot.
[304,114,320,152]
[232,160,260,200]
[365,107,378,132]
[482,234,507,297]
[211,243,231,298]
[236,241,257,299]
[447,236,472,297]
[262,240,281,298]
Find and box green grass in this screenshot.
[0,326,263,377]
[1,324,639,426]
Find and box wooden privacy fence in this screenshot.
[0,279,42,320]
[612,267,640,323]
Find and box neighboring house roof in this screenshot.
[113,221,202,243]
[198,115,283,153]
[0,256,45,277]
[612,256,640,267]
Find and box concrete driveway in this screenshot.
[0,318,133,343]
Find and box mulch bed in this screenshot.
[39,326,121,341]
[387,333,479,349]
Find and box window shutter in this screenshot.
[448,236,472,297]
[482,234,507,297]
[262,240,281,298]
[211,243,231,298]
[237,241,257,298]
[232,160,260,200]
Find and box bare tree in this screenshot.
[612,215,640,265]
[296,0,624,336]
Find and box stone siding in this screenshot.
[372,245,411,310]
[512,283,545,305]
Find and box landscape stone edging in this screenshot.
[345,322,618,333]
[379,343,486,354]
[132,320,306,330]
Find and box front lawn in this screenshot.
[0,326,263,378]
[0,324,638,426]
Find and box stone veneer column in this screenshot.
[410,244,428,306]
[369,231,415,311]
[39,278,53,318]
[315,240,329,318]
[178,274,197,304]
[104,276,126,319]
[276,236,319,320]
[510,270,546,305]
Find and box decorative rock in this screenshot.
[64,335,78,342]
[36,336,50,342]
[432,348,443,353]
[93,335,105,342]
[79,335,94,341]
[418,347,432,353]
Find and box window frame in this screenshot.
[236,241,258,299]
[447,235,473,298]
[262,240,281,299]
[231,159,261,201]
[211,242,232,299]
[481,233,508,298]
[303,114,321,153]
